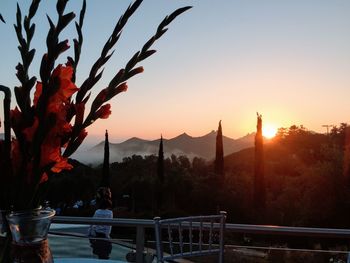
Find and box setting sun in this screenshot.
[263,125,278,139]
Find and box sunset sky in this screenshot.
[1,0,350,145]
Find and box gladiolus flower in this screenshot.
[51,157,73,173]
[95,104,111,119]
[51,65,78,103]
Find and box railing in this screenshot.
[51,216,350,262]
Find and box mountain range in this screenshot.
[72,131,255,165]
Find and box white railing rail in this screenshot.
[51,216,350,262]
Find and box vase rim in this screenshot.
[7,208,55,221]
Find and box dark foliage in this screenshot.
[47,123,350,229]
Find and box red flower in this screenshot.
[50,157,73,173]
[49,65,79,109]
[95,104,111,119]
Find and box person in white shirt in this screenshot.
[88,197,113,259]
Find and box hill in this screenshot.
[73,131,255,165]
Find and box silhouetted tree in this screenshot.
[254,113,266,212]
[215,120,224,177]
[100,130,110,187]
[156,135,164,211]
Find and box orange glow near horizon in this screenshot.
[262,124,278,139]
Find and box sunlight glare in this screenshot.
[262,125,278,139]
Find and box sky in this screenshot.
[0,0,350,146]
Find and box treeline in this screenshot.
[47,123,350,228]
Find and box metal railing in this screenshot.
[51,216,350,263]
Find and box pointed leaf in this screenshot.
[108,69,125,89]
[125,51,140,72]
[139,49,156,61]
[16,3,22,27]
[27,49,36,65]
[28,24,35,40]
[56,0,68,16]
[125,66,144,80]
[46,15,55,30]
[79,0,86,27]
[101,51,115,65]
[29,0,41,20]
[59,12,75,31]
[142,37,155,53]
[0,14,5,24]
[90,69,104,88]
[164,6,192,28]
[82,92,91,104]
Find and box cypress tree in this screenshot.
[215,120,224,177]
[157,135,164,211]
[254,113,266,211]
[100,130,110,187]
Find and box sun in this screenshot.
[262,125,278,139]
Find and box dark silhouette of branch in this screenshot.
[63,4,192,157]
[13,0,41,115]
[75,0,143,104]
[0,14,5,23]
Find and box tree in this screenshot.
[215,120,224,177]
[254,113,266,211]
[100,130,110,187]
[156,135,165,211]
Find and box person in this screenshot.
[96,187,112,206]
[88,197,113,259]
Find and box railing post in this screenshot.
[219,211,227,263]
[136,225,145,263]
[154,217,162,263]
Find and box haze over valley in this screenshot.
[72,131,255,165]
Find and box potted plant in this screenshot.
[0,0,191,262]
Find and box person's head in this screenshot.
[99,198,112,210]
[96,187,112,202]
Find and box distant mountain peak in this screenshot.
[79,130,255,165]
[203,130,217,137]
[125,136,143,142]
[174,132,192,139]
